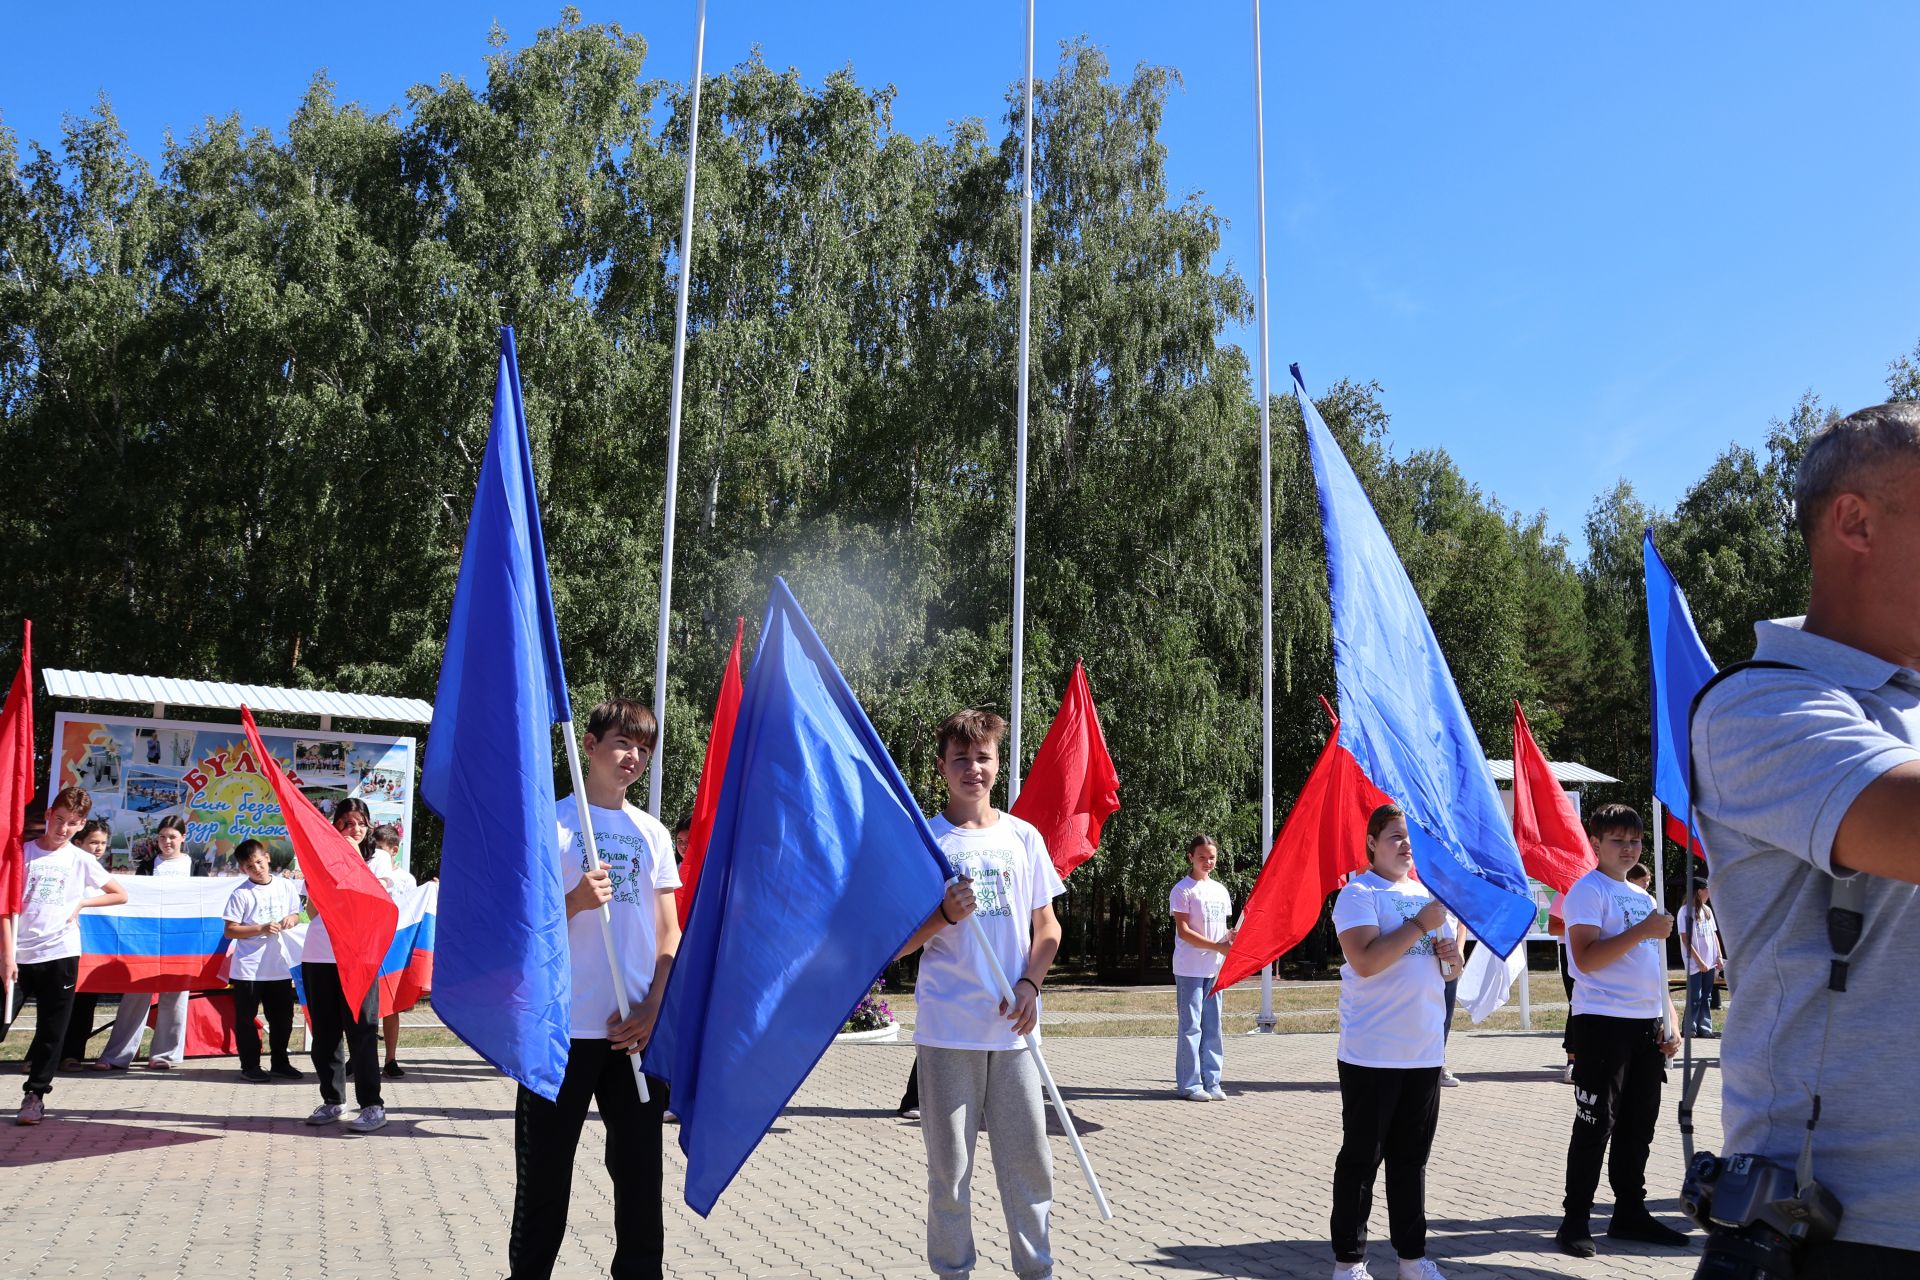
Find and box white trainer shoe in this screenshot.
[347,1105,388,1134]
[304,1104,343,1126]
[1183,1088,1211,1102]
[1398,1258,1447,1280]
[1438,1069,1461,1088]
[1332,1261,1373,1280]
[1559,1062,1575,1084]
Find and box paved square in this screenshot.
[3,1029,1721,1279]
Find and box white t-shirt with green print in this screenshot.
[556,795,681,1039]
[913,812,1065,1052]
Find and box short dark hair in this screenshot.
[1794,402,1920,545]
[1586,802,1643,842]
[370,823,402,851]
[48,785,92,817]
[1365,803,1404,842]
[935,709,1007,759]
[586,697,659,750]
[234,839,269,864]
[78,819,112,842]
[1626,863,1651,884]
[672,815,693,836]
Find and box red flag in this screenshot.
[240,706,395,1011]
[1010,660,1120,879]
[677,618,745,928]
[1213,702,1394,995]
[1664,810,1707,862]
[1511,700,1596,893]
[0,620,34,917]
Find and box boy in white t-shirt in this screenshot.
[1170,834,1233,1101]
[12,787,127,1125]
[222,839,304,1082]
[895,708,1064,1280]
[1553,804,1688,1259]
[509,698,682,1280]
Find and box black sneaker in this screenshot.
[241,1067,271,1083]
[1607,1212,1690,1247]
[383,1061,405,1078]
[270,1062,305,1080]
[1555,1220,1597,1259]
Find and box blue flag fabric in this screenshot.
[644,577,954,1216]
[1294,365,1538,957]
[418,327,574,1101]
[1643,528,1718,826]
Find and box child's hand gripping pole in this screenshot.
[962,909,1114,1220]
[559,723,651,1104]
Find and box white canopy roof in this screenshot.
[43,668,433,725]
[1485,758,1618,785]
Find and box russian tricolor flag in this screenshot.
[377,880,437,1017]
[77,877,237,993]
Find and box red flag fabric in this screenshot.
[1009,661,1121,879]
[240,706,395,1011]
[1213,707,1394,995]
[0,620,34,917]
[677,618,745,928]
[1511,700,1596,893]
[1664,810,1708,863]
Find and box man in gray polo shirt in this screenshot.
[1691,401,1920,1278]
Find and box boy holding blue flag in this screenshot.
[895,708,1065,1280]
[509,698,682,1280]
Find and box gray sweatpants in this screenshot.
[98,991,188,1066]
[917,1044,1054,1280]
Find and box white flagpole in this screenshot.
[1007,0,1036,806]
[647,0,709,821]
[560,719,651,1102]
[1251,0,1278,1034]
[1651,796,1674,1043]
[965,913,1114,1219]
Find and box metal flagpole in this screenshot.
[965,913,1113,1218]
[647,0,709,820]
[560,719,651,1102]
[1651,796,1667,912]
[1007,0,1035,807]
[1251,0,1278,1034]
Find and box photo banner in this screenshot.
[51,712,417,873]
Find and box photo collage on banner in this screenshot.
[51,712,418,875]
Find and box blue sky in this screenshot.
[5,3,1916,553]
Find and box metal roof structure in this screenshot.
[42,668,433,725]
[1485,758,1618,785]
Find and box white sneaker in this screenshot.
[347,1105,388,1134]
[1397,1258,1446,1280]
[1438,1069,1461,1088]
[1207,1086,1228,1101]
[304,1104,344,1126]
[1332,1262,1373,1280]
[1183,1088,1211,1102]
[1559,1063,1575,1084]
[898,1107,919,1121]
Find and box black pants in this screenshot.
[1330,1061,1440,1262]
[18,956,80,1096]
[1559,948,1576,1054]
[60,991,100,1062]
[1799,1240,1920,1279]
[231,978,297,1072]
[900,1061,919,1112]
[1562,1013,1664,1221]
[303,962,382,1108]
[509,1038,666,1280]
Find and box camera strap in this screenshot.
[1680,658,1865,1194]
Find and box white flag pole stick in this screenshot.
[560,719,650,1103]
[963,912,1113,1219]
[1007,0,1036,806]
[647,0,709,821]
[1251,0,1278,1034]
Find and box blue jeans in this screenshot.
[1685,970,1717,1035]
[1175,975,1223,1094]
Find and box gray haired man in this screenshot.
[1691,402,1920,1277]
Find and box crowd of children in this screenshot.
[6,701,1714,1280]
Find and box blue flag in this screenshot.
[1643,528,1717,832]
[419,327,573,1101]
[644,577,953,1216]
[1294,365,1537,957]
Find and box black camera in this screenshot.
[1681,1150,1842,1279]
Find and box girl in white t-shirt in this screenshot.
[299,798,394,1132]
[95,815,195,1070]
[1170,834,1234,1101]
[1327,804,1459,1280]
[1676,882,1721,1037]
